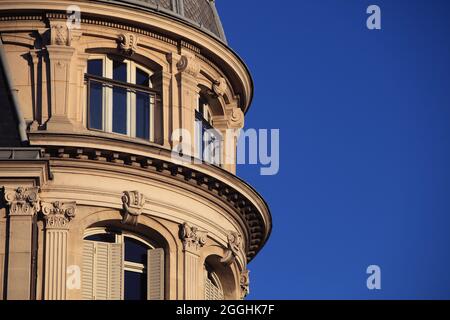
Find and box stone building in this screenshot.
[0,0,271,300]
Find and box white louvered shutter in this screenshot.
[82,241,123,300]
[147,248,164,300]
[205,277,224,300]
[108,243,123,300]
[95,242,109,300]
[82,241,95,300]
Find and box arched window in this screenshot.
[195,95,222,165]
[82,228,164,300]
[204,264,224,300]
[85,56,159,141]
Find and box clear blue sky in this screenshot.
[217,0,450,299]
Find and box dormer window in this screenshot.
[195,95,222,166]
[86,56,159,141]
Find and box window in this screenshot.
[195,96,222,165]
[204,264,224,300]
[82,228,164,300]
[86,57,157,141]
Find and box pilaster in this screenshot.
[41,201,76,300]
[3,187,40,300]
[179,223,208,300]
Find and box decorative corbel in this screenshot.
[176,53,200,78]
[121,191,145,226]
[118,33,139,56]
[179,222,208,253]
[229,108,245,129]
[212,77,227,97]
[221,231,243,265]
[41,201,76,230]
[49,21,72,46]
[4,187,40,216]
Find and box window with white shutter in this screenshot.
[147,248,165,300]
[82,228,165,300]
[81,240,123,300]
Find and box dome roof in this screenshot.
[97,0,227,42]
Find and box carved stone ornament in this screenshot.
[221,231,243,265]
[229,108,245,129]
[240,269,250,299]
[212,77,227,97]
[4,187,40,216]
[41,201,76,230]
[121,191,146,226]
[176,54,200,78]
[118,33,138,56]
[180,223,208,252]
[50,22,72,46]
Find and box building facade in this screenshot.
[0,0,271,300]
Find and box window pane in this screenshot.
[124,271,147,300]
[89,81,103,130]
[136,92,150,140]
[112,86,127,134]
[112,61,128,134]
[87,59,103,76]
[136,68,150,87]
[113,61,127,82]
[125,237,148,264]
[84,233,115,243]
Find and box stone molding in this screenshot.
[40,144,267,261]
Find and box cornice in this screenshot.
[29,132,271,261]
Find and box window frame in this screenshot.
[83,228,155,299]
[195,95,223,166]
[86,55,156,142]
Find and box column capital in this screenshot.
[4,187,40,216]
[41,201,76,230]
[240,269,250,299]
[179,223,208,254]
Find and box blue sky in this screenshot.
[217,0,450,299]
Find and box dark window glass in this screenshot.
[87,60,104,130]
[136,68,150,87]
[136,92,150,140]
[124,237,148,264]
[87,59,103,77]
[112,61,128,134]
[113,61,127,82]
[84,233,115,243]
[124,271,147,300]
[112,86,127,134]
[89,82,103,130]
